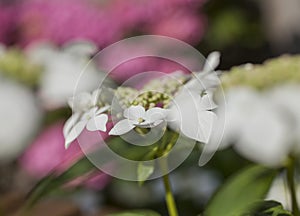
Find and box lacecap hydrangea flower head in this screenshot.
[63,52,220,153]
[218,55,300,167]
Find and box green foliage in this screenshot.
[107,136,158,161]
[221,55,300,91]
[204,165,277,216]
[244,200,293,216]
[108,210,161,216]
[24,155,95,209]
[207,9,261,49]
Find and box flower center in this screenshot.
[132,91,170,109]
[137,117,145,123]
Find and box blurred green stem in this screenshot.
[159,157,179,216]
[287,157,300,216]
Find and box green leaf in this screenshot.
[137,161,155,185]
[24,156,95,209]
[244,200,293,216]
[204,165,277,216]
[24,136,158,209]
[108,210,161,216]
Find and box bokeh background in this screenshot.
[0,0,300,215]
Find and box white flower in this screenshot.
[219,87,293,167]
[109,105,168,136]
[26,41,105,109]
[168,91,217,143]
[184,51,221,93]
[0,77,42,162]
[64,106,109,148]
[64,89,109,148]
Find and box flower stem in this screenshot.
[286,158,300,216]
[159,157,179,216]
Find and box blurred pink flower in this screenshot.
[16,0,206,47]
[111,0,206,44]
[19,121,111,189]
[146,12,206,45]
[108,58,190,87]
[96,39,200,84]
[0,4,17,44]
[18,0,124,47]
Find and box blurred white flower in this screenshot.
[0,77,41,162]
[109,105,168,136]
[267,85,300,153]
[26,41,105,109]
[218,86,299,167]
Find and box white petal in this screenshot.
[268,85,300,151]
[109,119,136,135]
[218,87,261,149]
[184,71,220,93]
[145,107,168,123]
[65,120,87,149]
[171,92,202,140]
[236,100,291,167]
[123,105,145,121]
[81,107,98,120]
[87,114,108,132]
[68,92,92,112]
[196,111,217,143]
[199,93,217,110]
[138,119,163,128]
[184,51,220,92]
[96,105,110,115]
[203,51,220,72]
[63,112,80,137]
[167,91,197,129]
[91,89,102,105]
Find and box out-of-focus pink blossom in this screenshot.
[18,0,124,47]
[110,0,206,44]
[19,121,111,189]
[146,12,206,45]
[96,39,200,84]
[16,0,206,47]
[108,58,191,87]
[0,4,17,44]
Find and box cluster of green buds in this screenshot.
[221,55,300,90]
[114,72,189,110]
[131,91,170,109]
[113,87,139,108]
